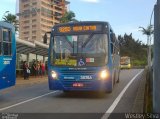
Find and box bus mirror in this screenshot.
[43,33,47,44]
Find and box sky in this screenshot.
[0,0,157,44]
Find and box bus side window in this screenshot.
[115,41,120,55]
[111,43,114,54]
[2,29,12,56]
[110,33,115,54]
[0,28,2,55]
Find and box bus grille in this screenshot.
[60,70,96,75]
[60,70,96,88]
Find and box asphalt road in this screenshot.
[0,69,144,119]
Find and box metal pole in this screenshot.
[149,9,154,70]
[147,36,150,68]
[148,36,151,70]
[153,0,160,113]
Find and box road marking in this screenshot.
[101,69,144,119]
[0,91,58,111]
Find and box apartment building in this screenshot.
[19,0,69,43]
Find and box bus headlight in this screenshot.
[99,70,109,80]
[51,71,58,79]
[128,64,131,68]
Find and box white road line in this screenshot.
[101,69,144,119]
[0,91,58,111]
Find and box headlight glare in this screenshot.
[51,71,58,79]
[100,70,109,80]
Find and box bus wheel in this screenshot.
[106,89,112,93]
[106,79,114,93]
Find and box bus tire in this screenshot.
[106,85,113,93]
[106,73,115,93]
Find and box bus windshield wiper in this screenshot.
[64,36,73,48]
[82,34,94,48]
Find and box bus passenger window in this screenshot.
[0,29,2,55]
[111,43,114,54]
[2,29,12,56]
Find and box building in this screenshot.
[18,0,70,43]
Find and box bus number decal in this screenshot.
[59,27,71,33]
[58,25,97,33]
[3,61,10,65]
[80,76,92,80]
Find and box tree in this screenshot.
[2,11,18,31]
[60,11,77,23]
[118,33,147,66]
[139,25,154,36]
[139,25,154,68]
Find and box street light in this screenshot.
[16,5,40,17]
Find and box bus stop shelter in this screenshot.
[16,38,49,74]
[16,38,49,57]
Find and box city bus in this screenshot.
[48,21,120,92]
[120,56,131,69]
[0,21,16,90]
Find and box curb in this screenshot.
[132,70,146,113]
[16,78,48,86]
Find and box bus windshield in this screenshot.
[50,34,108,67]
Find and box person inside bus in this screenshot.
[83,35,106,55]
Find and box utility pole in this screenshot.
[153,0,160,113]
[149,9,154,71]
[147,35,151,69]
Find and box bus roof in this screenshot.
[51,21,110,34]
[52,21,109,29]
[0,21,15,31]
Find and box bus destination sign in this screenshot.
[58,25,102,33]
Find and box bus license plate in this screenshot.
[73,83,84,87]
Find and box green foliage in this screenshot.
[139,25,154,36]
[119,33,147,66]
[60,11,78,23]
[132,60,147,67]
[2,11,18,31]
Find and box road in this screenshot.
[0,69,144,119]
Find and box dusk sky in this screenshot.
[0,0,156,44]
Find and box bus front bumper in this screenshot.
[49,79,112,91]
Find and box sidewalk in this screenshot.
[132,70,146,113]
[16,76,48,85]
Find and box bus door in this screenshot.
[110,32,120,83]
[0,27,14,89]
